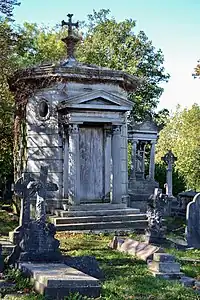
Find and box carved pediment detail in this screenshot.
[57,90,133,111]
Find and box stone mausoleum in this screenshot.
[10,14,155,230]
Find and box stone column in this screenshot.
[141,143,146,179]
[68,124,80,205]
[111,125,122,204]
[104,127,112,201]
[149,141,156,180]
[63,127,69,199]
[130,140,137,180]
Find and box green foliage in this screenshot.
[4,268,32,290]
[57,233,199,300]
[0,210,18,236]
[155,162,186,196]
[0,21,16,185]
[77,9,170,121]
[156,104,200,191]
[193,59,200,78]
[13,22,66,68]
[0,0,20,19]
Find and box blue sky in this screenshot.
[13,0,200,112]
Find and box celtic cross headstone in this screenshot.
[162,150,177,197]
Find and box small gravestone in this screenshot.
[145,188,166,244]
[186,193,200,248]
[19,166,61,262]
[161,150,177,197]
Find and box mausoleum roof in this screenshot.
[9,14,141,94]
[10,60,140,93]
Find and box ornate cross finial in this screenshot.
[61,14,79,62]
[161,150,177,168]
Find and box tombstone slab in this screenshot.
[186,193,200,248]
[19,263,100,299]
[116,238,163,261]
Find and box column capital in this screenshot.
[68,124,79,134]
[112,125,121,135]
[132,139,138,145]
[104,126,112,137]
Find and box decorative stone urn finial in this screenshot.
[61,13,79,63]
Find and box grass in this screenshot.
[57,232,200,300]
[1,213,200,299]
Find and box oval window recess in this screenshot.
[39,100,49,118]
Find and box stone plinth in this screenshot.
[128,179,159,212]
[19,263,100,299]
[19,220,61,262]
[148,253,182,279]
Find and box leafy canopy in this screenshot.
[0,0,20,181]
[14,9,169,120]
[156,104,200,191]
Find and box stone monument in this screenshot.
[10,13,140,213]
[9,173,36,245]
[128,118,159,211]
[10,166,61,262]
[186,193,200,249]
[161,150,177,197]
[145,188,166,244]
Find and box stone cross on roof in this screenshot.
[61,13,79,36]
[61,13,79,61]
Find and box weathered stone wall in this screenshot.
[24,81,130,208]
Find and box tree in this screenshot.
[193,60,200,78]
[77,10,170,120]
[0,0,20,199]
[13,9,169,120]
[156,104,200,190]
[0,0,20,19]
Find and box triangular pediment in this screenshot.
[57,90,133,111]
[131,120,158,133]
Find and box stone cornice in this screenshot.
[9,62,141,93]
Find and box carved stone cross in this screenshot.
[14,167,58,226]
[34,166,58,223]
[161,150,177,171]
[61,13,79,37]
[14,173,35,227]
[161,150,177,197]
[61,13,79,61]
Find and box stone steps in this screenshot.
[51,204,147,233]
[55,208,140,217]
[55,220,147,232]
[66,203,127,211]
[51,213,146,225]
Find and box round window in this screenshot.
[38,100,49,118]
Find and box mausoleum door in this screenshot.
[79,125,104,202]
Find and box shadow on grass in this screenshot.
[59,234,200,300]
